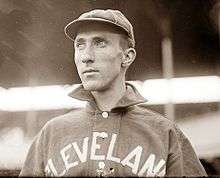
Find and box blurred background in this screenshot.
[0,0,220,176]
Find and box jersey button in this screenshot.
[101,111,109,118]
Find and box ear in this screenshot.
[121,48,136,68]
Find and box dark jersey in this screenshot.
[20,83,207,177]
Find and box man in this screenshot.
[20,9,207,177]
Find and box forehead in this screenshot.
[74,22,126,40]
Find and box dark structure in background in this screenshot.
[1,0,218,87]
[0,0,219,176]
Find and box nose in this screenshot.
[81,45,94,64]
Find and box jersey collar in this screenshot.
[68,82,147,111]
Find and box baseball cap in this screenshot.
[64,9,135,47]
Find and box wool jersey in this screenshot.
[20,83,207,177]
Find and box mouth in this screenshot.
[82,68,99,75]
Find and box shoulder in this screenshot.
[128,103,188,140]
[129,103,176,130]
[130,103,190,144]
[135,104,188,141]
[41,107,89,135]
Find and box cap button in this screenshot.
[102,111,109,118]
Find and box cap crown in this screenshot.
[64,9,135,47]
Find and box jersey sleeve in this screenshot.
[166,124,207,177]
[19,128,46,177]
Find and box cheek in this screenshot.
[101,53,122,77]
[109,52,123,69]
[74,53,81,69]
[99,49,123,64]
[74,52,79,63]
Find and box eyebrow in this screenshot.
[93,36,107,41]
[75,35,109,44]
[74,38,85,43]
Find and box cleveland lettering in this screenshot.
[44,132,166,176]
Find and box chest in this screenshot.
[44,111,168,176]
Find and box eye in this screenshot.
[94,38,107,48]
[75,42,86,50]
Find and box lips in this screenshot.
[82,68,99,74]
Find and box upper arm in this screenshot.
[19,129,46,176]
[166,124,207,177]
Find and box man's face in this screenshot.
[74,23,125,91]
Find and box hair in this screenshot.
[119,35,134,50]
[112,26,134,50]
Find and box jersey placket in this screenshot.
[88,109,122,177]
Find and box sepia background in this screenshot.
[0,0,220,176]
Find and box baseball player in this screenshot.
[20,9,207,177]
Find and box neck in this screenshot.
[91,75,126,111]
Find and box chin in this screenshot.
[82,80,108,91]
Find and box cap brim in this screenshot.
[64,18,129,41]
